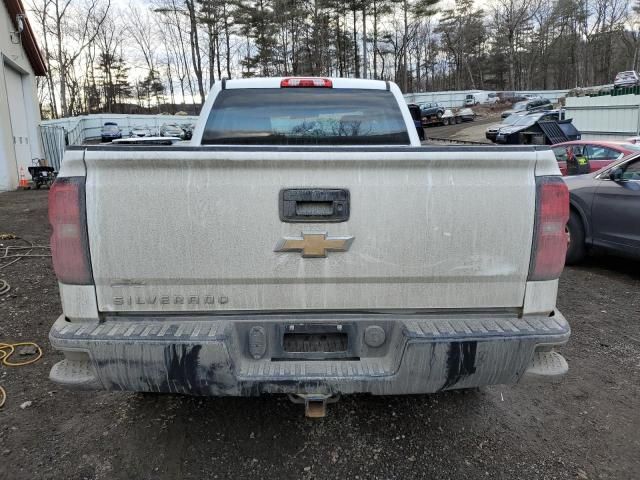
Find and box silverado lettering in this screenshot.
[112,295,224,306]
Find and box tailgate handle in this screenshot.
[279,189,350,223]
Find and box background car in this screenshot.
[129,126,152,137]
[485,112,527,142]
[564,153,640,263]
[552,141,640,175]
[613,70,640,89]
[501,98,552,119]
[464,92,498,106]
[495,110,559,144]
[159,123,185,139]
[418,102,445,118]
[456,107,476,122]
[100,122,122,143]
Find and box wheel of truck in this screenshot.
[442,118,449,126]
[565,210,586,265]
[455,116,462,124]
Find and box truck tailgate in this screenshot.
[84,147,539,313]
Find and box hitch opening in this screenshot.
[288,393,340,418]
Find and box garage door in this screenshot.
[3,65,32,188]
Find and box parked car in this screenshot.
[456,107,476,122]
[48,77,570,416]
[419,102,459,126]
[129,126,152,137]
[485,112,527,142]
[613,70,640,89]
[564,153,640,263]
[501,98,552,119]
[100,122,122,143]
[159,123,185,139]
[499,92,528,103]
[438,108,475,126]
[418,102,448,126]
[485,92,499,104]
[418,102,445,118]
[464,92,498,106]
[552,141,640,175]
[495,110,560,144]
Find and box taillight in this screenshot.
[528,176,569,281]
[280,77,333,88]
[48,177,93,284]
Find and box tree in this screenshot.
[437,0,485,90]
[28,0,640,117]
[36,0,111,117]
[491,0,539,90]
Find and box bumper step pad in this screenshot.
[522,350,569,382]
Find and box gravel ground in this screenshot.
[424,116,497,143]
[1,189,639,480]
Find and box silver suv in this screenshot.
[614,71,640,89]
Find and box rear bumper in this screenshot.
[49,311,570,396]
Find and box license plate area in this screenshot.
[275,323,356,360]
[283,332,348,353]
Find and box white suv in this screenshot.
[614,71,640,89]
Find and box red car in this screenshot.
[552,141,640,175]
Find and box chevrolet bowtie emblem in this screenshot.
[274,233,354,258]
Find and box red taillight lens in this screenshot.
[528,176,569,281]
[280,77,333,88]
[48,177,93,284]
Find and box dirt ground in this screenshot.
[1,189,639,480]
[424,113,501,144]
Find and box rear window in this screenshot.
[202,88,410,145]
[504,114,524,125]
[512,115,538,126]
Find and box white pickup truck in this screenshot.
[48,77,570,416]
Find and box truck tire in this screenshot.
[455,116,462,124]
[442,118,449,126]
[566,211,586,264]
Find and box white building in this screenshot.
[0,0,46,191]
